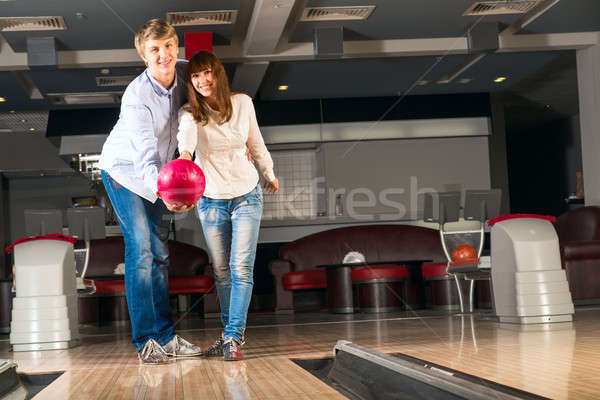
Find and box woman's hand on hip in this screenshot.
[245,147,254,164]
[263,177,279,194]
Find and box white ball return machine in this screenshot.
[488,214,574,323]
[425,190,574,323]
[8,209,80,351]
[8,207,105,351]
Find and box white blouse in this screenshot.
[177,93,275,199]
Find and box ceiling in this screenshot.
[0,0,598,129]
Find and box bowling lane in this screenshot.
[2,308,600,399]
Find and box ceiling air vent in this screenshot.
[166,10,237,26]
[464,1,539,16]
[96,76,136,87]
[47,92,122,105]
[0,16,67,32]
[300,6,376,21]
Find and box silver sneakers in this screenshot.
[138,339,170,364]
[162,335,202,357]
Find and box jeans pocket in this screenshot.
[198,197,210,211]
[254,185,263,203]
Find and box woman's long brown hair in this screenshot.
[185,51,233,125]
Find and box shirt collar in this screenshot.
[145,69,178,96]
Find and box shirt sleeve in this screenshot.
[177,107,198,156]
[121,104,160,195]
[245,96,276,182]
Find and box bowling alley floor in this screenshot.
[2,307,600,399]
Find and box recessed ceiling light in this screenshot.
[100,68,111,75]
[20,119,26,123]
[9,110,15,113]
[29,127,35,132]
[278,85,289,91]
[416,80,429,86]
[0,97,6,102]
[458,78,472,84]
[494,76,507,83]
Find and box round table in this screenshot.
[316,260,431,313]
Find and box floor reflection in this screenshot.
[221,362,251,399]
[497,321,575,400]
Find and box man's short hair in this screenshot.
[134,18,178,58]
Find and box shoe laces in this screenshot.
[172,335,194,349]
[140,339,167,359]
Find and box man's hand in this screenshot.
[157,192,196,213]
[263,177,279,194]
[165,203,195,213]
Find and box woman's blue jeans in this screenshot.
[101,170,174,351]
[197,185,263,344]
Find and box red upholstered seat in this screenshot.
[351,265,408,281]
[422,262,449,278]
[283,270,327,290]
[92,276,214,295]
[169,276,214,294]
[93,279,125,294]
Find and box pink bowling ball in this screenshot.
[157,159,206,207]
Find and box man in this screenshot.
[98,18,200,364]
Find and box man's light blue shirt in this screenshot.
[98,60,188,203]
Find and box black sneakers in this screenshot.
[205,335,225,357]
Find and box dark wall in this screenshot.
[505,106,581,217]
[254,93,491,126]
[46,93,492,137]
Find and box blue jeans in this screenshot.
[197,185,263,344]
[101,170,174,351]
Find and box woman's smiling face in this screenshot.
[191,68,217,99]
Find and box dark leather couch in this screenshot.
[555,206,600,304]
[79,236,218,322]
[269,224,446,312]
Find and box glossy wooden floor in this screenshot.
[2,307,600,399]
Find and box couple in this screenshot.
[98,18,278,364]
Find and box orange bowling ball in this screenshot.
[451,244,477,263]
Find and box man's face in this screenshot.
[141,36,178,75]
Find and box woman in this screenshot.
[177,51,279,361]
